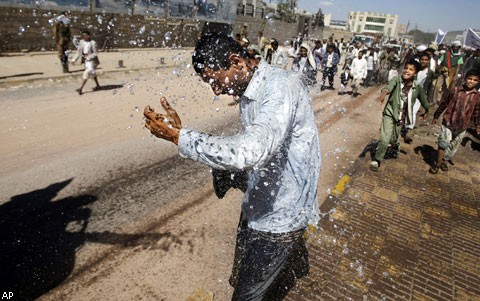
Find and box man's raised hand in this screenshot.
[144,97,182,145]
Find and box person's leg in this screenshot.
[321,69,328,89]
[328,69,334,88]
[405,99,421,143]
[351,78,359,95]
[371,115,395,171]
[93,76,101,90]
[232,229,307,301]
[430,125,451,173]
[229,215,249,288]
[443,130,467,168]
[77,63,91,95]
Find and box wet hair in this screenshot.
[465,68,480,79]
[82,30,91,36]
[405,58,421,72]
[192,33,246,74]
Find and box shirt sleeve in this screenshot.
[433,87,454,120]
[179,79,295,171]
[383,76,398,93]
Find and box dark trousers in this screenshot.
[322,67,335,87]
[230,215,309,301]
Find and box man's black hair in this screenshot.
[82,30,91,36]
[405,58,421,72]
[192,33,246,74]
[419,51,430,59]
[465,68,480,79]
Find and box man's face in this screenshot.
[402,64,417,81]
[82,33,90,41]
[420,56,429,68]
[357,52,363,59]
[464,75,480,90]
[200,58,250,96]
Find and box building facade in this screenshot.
[347,11,398,38]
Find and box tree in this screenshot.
[277,0,295,23]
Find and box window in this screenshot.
[387,28,392,36]
[366,17,386,23]
[356,25,361,33]
[364,24,384,31]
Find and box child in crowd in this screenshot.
[321,44,340,90]
[71,30,101,95]
[370,59,430,172]
[429,69,480,174]
[404,52,437,143]
[338,66,351,95]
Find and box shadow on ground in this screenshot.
[0,72,44,80]
[414,144,437,167]
[0,177,183,300]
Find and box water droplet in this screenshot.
[134,106,139,112]
[164,32,171,41]
[215,107,220,112]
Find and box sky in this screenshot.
[296,0,479,33]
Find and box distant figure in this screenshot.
[264,39,288,69]
[71,30,101,95]
[291,43,317,88]
[338,66,351,95]
[349,50,367,97]
[321,44,340,90]
[53,11,71,73]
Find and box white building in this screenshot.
[347,11,398,38]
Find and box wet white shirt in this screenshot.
[179,61,321,233]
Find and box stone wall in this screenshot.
[0,6,326,52]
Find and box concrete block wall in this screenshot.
[0,6,325,52]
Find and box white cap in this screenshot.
[452,40,462,47]
[416,45,427,52]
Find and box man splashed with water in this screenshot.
[144,33,321,301]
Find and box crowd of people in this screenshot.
[233,30,480,174]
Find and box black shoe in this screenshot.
[429,165,439,174]
[75,88,83,95]
[93,86,101,91]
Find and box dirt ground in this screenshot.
[0,50,384,300]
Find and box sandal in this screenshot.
[429,165,439,174]
[440,163,449,171]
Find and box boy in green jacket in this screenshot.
[370,59,430,171]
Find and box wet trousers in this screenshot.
[438,125,466,160]
[230,215,308,301]
[374,114,402,162]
